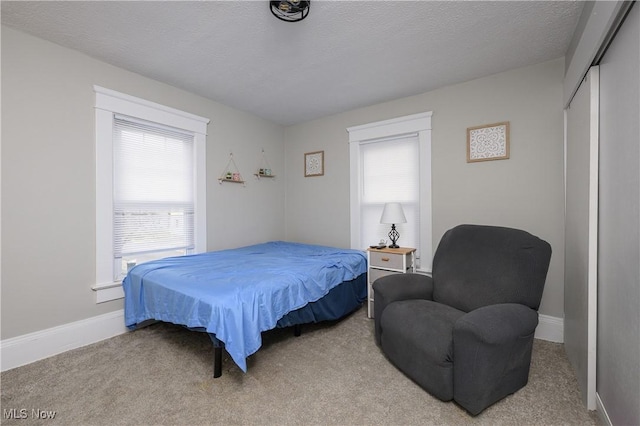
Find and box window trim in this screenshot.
[347,111,433,272]
[93,86,209,303]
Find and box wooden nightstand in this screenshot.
[366,246,416,318]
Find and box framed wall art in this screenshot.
[467,121,510,162]
[304,150,324,177]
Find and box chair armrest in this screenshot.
[455,303,538,344]
[452,303,539,415]
[372,273,433,345]
[373,273,433,302]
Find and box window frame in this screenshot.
[93,86,209,303]
[347,112,433,272]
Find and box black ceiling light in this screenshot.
[270,0,310,22]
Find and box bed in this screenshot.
[123,241,367,376]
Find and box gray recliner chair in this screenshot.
[373,224,552,415]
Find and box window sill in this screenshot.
[92,282,124,303]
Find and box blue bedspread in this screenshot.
[123,241,367,372]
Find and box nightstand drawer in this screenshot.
[369,251,410,271]
[369,267,401,283]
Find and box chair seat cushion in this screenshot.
[380,299,465,401]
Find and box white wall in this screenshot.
[1,26,286,340]
[284,59,566,319]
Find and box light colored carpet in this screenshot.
[1,306,600,425]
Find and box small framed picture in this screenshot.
[467,122,510,162]
[304,151,324,177]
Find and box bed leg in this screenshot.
[294,324,302,337]
[213,346,222,378]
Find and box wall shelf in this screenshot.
[219,177,245,184]
[254,173,276,179]
[255,148,275,180]
[218,152,245,186]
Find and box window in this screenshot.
[94,86,209,303]
[348,112,432,271]
[360,135,420,252]
[113,116,196,279]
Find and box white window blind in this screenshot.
[112,115,195,279]
[359,135,420,252]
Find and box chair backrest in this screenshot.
[432,224,552,312]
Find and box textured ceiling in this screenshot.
[1,1,584,126]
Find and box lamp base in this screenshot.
[388,224,400,249]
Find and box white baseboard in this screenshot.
[535,314,564,343]
[596,392,613,426]
[1,309,128,372]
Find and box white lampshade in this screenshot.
[380,202,407,224]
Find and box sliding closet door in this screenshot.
[597,3,640,424]
[564,66,599,410]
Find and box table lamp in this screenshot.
[380,202,406,248]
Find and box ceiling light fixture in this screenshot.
[270,0,310,22]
